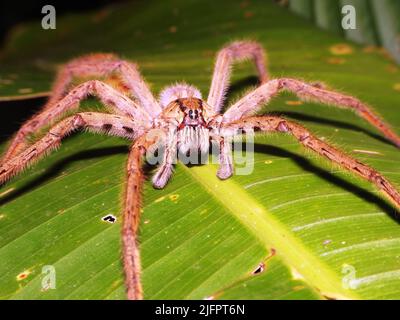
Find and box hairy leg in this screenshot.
[2,80,151,162]
[207,41,269,113]
[223,78,400,148]
[123,133,161,300]
[152,131,177,189]
[221,116,400,210]
[0,112,144,184]
[46,53,161,116]
[214,136,233,180]
[123,140,145,300]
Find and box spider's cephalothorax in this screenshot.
[162,97,216,155]
[1,40,400,300]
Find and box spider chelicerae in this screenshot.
[1,40,400,300]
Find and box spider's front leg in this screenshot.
[123,132,163,300]
[221,116,400,210]
[152,130,177,189]
[223,78,400,148]
[213,135,234,180]
[123,140,146,300]
[208,40,269,113]
[2,80,152,162]
[0,112,144,184]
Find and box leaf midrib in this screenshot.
[182,163,363,300]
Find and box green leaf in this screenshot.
[1,0,400,300]
[289,0,314,20]
[289,0,400,63]
[314,0,343,34]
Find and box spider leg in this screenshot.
[221,116,400,210]
[213,135,233,180]
[2,80,152,162]
[0,112,145,185]
[46,53,161,116]
[223,78,400,148]
[207,41,269,113]
[152,131,177,189]
[123,133,162,300]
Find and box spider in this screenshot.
[1,40,400,300]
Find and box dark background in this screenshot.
[0,0,128,48]
[0,1,128,143]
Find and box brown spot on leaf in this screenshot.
[169,194,179,202]
[329,44,354,56]
[16,270,31,281]
[393,83,400,92]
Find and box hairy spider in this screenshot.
[1,41,400,300]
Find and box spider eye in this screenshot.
[188,109,199,120]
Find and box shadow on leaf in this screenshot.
[253,143,400,224]
[0,145,128,206]
[1,140,398,225]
